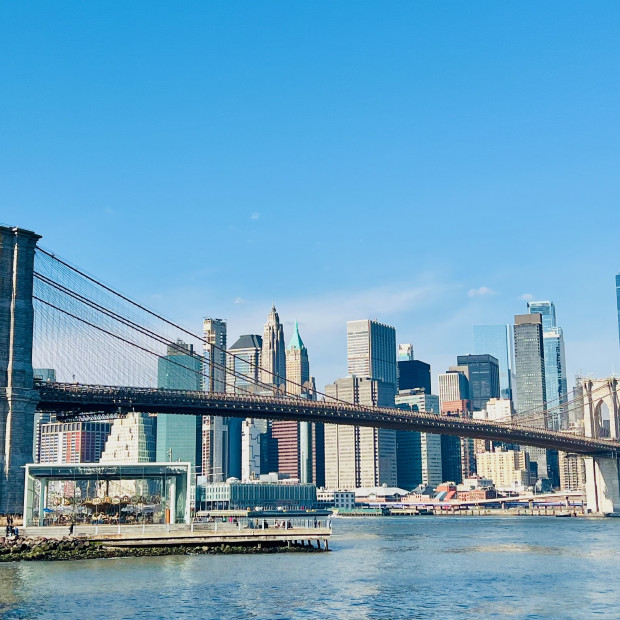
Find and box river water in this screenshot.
[1,516,619,619]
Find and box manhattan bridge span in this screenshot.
[1,226,620,514]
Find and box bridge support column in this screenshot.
[0,226,41,515]
[585,456,620,515]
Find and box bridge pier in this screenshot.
[581,378,620,515]
[0,226,40,515]
[584,456,620,515]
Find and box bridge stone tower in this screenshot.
[582,378,620,514]
[0,226,40,515]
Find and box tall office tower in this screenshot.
[456,354,500,411]
[473,325,514,401]
[616,274,620,351]
[347,319,398,398]
[285,321,310,395]
[324,377,397,488]
[438,370,472,484]
[156,340,203,469]
[514,313,549,481]
[202,319,228,482]
[261,305,286,390]
[527,301,568,430]
[203,319,227,392]
[270,322,315,482]
[398,359,431,394]
[527,301,556,332]
[438,371,470,406]
[395,391,442,490]
[38,421,111,463]
[227,335,263,479]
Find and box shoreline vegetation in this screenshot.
[0,536,326,563]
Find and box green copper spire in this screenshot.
[287,320,305,351]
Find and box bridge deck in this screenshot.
[34,382,620,456]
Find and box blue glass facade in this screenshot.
[156,342,203,468]
[473,325,513,401]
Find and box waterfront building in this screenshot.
[324,376,397,489]
[156,340,202,469]
[261,305,286,390]
[316,489,356,510]
[38,421,111,464]
[473,324,514,401]
[514,313,551,481]
[456,354,500,411]
[227,334,263,479]
[558,452,586,491]
[347,319,397,394]
[202,319,228,482]
[395,390,442,490]
[475,450,530,492]
[197,477,317,511]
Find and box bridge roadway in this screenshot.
[35,382,620,456]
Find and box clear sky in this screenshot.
[3,2,620,392]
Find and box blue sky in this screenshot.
[3,2,620,391]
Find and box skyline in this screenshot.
[3,2,620,389]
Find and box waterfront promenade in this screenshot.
[21,516,332,551]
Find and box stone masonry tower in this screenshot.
[0,226,40,514]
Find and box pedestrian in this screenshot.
[69,523,74,536]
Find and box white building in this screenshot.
[476,450,530,492]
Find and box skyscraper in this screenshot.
[347,319,397,396]
[203,319,228,482]
[203,319,227,393]
[227,334,263,479]
[285,321,310,395]
[527,301,568,430]
[271,321,316,482]
[156,340,203,468]
[261,305,286,390]
[473,325,514,401]
[456,354,500,411]
[398,359,431,394]
[514,313,549,481]
[395,391,442,490]
[324,376,397,488]
[438,369,472,484]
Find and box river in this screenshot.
[1,516,619,618]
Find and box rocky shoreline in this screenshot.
[0,536,326,563]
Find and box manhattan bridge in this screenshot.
[1,226,620,515]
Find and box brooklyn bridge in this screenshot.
[1,225,620,515]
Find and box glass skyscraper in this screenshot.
[156,340,203,467]
[527,301,568,430]
[456,354,500,411]
[473,325,513,401]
